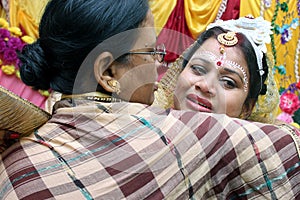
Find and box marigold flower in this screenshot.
[3,49,18,64]
[1,65,16,75]
[15,70,21,79]
[0,28,10,40]
[0,22,36,81]
[21,35,35,44]
[0,41,7,53]
[0,18,9,29]
[39,90,50,97]
[7,37,23,50]
[8,27,22,37]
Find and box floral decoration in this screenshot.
[277,82,300,124]
[279,92,300,115]
[0,18,49,97]
[263,0,272,8]
[0,18,34,77]
[273,64,286,75]
[296,81,300,89]
[280,2,289,12]
[270,1,300,127]
[274,18,299,44]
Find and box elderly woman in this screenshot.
[0,1,299,199]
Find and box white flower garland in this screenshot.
[295,35,300,82]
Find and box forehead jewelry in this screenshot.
[197,32,248,91]
[206,16,273,94]
[199,50,249,92]
[217,31,238,46]
[215,32,238,68]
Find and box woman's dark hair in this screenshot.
[181,26,268,101]
[18,0,149,94]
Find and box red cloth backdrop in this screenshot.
[157,0,240,63]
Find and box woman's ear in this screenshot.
[94,52,116,93]
[240,98,256,119]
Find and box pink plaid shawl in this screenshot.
[1,99,299,199]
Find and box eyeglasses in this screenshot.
[127,44,166,63]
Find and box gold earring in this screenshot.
[107,80,121,95]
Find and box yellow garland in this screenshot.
[1,65,16,75]
[21,35,34,44]
[8,27,22,36]
[0,18,9,28]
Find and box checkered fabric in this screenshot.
[0,99,299,199]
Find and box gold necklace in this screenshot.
[61,92,123,103]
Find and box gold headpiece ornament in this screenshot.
[207,15,273,77]
[217,31,238,47]
[217,32,238,64]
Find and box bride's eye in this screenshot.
[191,65,207,75]
[219,77,237,89]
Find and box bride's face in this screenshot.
[174,37,252,118]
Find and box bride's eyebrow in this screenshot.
[191,57,211,65]
[221,67,244,82]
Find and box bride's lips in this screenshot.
[186,94,212,112]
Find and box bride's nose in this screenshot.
[194,76,216,97]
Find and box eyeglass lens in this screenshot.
[155,44,166,63]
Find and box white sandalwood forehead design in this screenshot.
[198,51,249,92]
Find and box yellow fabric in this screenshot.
[9,0,48,39]
[150,0,222,39]
[0,6,6,18]
[240,0,300,88]
[247,53,280,123]
[149,0,177,35]
[240,0,261,17]
[184,0,223,39]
